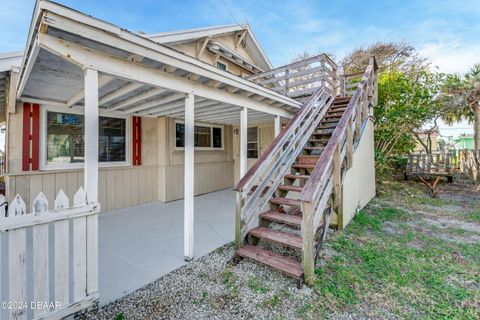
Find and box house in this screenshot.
[414,129,441,152]
[454,134,474,150]
[0,1,377,318]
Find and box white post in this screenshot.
[84,68,99,203]
[240,107,248,177]
[84,68,99,298]
[184,93,195,261]
[274,115,281,137]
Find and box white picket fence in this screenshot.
[0,187,100,320]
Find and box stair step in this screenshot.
[260,211,302,228]
[298,155,320,164]
[322,119,340,124]
[317,125,337,130]
[292,163,316,169]
[236,245,303,279]
[269,197,302,207]
[248,227,303,250]
[278,184,303,192]
[285,174,310,180]
[304,146,324,151]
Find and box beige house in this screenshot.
[0,1,377,318]
[2,23,288,210]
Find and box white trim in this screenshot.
[174,119,224,151]
[184,93,194,261]
[240,107,247,176]
[39,105,131,171]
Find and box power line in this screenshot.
[222,0,243,27]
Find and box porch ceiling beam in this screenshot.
[108,87,167,111]
[122,92,185,114]
[191,106,236,117]
[99,82,144,106]
[151,99,216,117]
[168,103,233,117]
[67,74,114,107]
[136,95,208,116]
[38,33,293,118]
[40,11,300,109]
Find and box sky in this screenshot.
[0,0,478,137]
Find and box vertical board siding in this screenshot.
[31,104,40,170]
[21,103,30,172]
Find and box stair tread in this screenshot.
[249,227,303,250]
[278,184,303,192]
[236,245,303,278]
[260,211,302,227]
[304,146,324,150]
[292,163,316,169]
[285,174,310,180]
[269,197,302,207]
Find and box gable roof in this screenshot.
[145,24,273,72]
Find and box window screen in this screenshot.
[247,127,258,159]
[46,111,126,164]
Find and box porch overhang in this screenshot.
[16,0,301,125]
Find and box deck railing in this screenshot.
[300,57,378,284]
[0,188,99,320]
[406,151,455,176]
[248,54,339,100]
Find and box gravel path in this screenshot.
[86,243,318,320]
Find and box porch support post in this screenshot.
[184,92,195,261]
[240,107,248,177]
[84,68,99,203]
[84,68,99,298]
[274,115,281,137]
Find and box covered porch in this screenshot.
[98,188,235,305]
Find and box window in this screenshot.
[46,111,126,165]
[247,127,258,159]
[175,121,223,149]
[216,62,227,71]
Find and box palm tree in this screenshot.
[443,64,480,156]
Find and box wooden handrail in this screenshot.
[301,64,373,201]
[234,86,330,192]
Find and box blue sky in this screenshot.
[0,0,477,136]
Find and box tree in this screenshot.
[442,64,480,155]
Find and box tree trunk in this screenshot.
[474,102,480,153]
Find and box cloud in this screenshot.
[419,39,480,74]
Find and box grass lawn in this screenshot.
[93,178,480,320]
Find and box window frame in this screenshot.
[216,61,228,72]
[39,105,131,171]
[247,126,259,159]
[174,120,224,151]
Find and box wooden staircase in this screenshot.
[236,55,378,286]
[236,97,350,287]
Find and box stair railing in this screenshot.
[300,57,378,285]
[234,86,334,248]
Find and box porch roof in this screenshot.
[0,51,22,123]
[16,0,301,125]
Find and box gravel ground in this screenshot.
[86,242,320,320]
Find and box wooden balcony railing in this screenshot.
[248,54,339,100]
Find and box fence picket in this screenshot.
[0,194,6,218]
[8,194,26,217]
[74,187,87,207]
[33,192,48,214]
[9,228,27,320]
[55,189,69,210]
[33,222,49,318]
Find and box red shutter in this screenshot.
[22,103,40,171]
[132,116,141,166]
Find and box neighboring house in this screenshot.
[0,1,377,318]
[454,134,474,150]
[414,129,440,152]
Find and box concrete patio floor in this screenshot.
[98,189,235,305]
